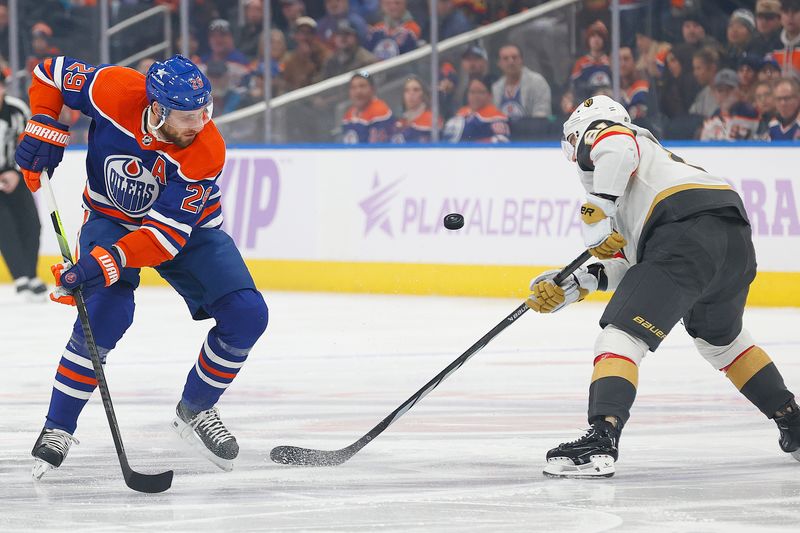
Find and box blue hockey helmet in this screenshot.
[146,55,212,124]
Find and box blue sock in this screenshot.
[181,289,268,411]
[45,334,106,434]
[43,283,134,434]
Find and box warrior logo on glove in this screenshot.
[15,114,71,192]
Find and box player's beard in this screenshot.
[160,123,200,148]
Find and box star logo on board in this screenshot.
[358,173,403,237]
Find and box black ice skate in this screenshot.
[774,399,800,462]
[171,402,239,471]
[14,277,48,302]
[31,427,79,480]
[543,419,620,478]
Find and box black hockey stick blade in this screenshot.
[124,468,174,493]
[270,445,352,467]
[270,251,593,467]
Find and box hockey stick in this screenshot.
[40,170,173,493]
[270,250,593,466]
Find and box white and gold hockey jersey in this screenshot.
[575,120,749,286]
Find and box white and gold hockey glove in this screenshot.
[526,266,599,314]
[580,193,627,259]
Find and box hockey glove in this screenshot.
[49,246,122,305]
[15,114,71,192]
[50,263,76,306]
[526,266,599,313]
[580,193,627,259]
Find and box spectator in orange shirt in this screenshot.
[619,46,650,121]
[392,76,439,143]
[341,71,394,143]
[439,44,492,119]
[444,76,510,143]
[770,0,800,79]
[562,21,611,115]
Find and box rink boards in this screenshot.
[3,144,799,306]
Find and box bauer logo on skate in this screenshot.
[103,156,159,216]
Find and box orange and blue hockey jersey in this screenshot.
[570,54,612,100]
[443,104,509,143]
[30,56,225,268]
[621,79,650,120]
[367,20,421,60]
[391,110,438,143]
[341,98,394,144]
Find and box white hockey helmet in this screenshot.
[561,95,631,161]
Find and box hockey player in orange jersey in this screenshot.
[15,55,268,477]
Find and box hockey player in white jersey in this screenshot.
[527,95,800,478]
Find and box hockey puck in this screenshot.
[443,213,464,230]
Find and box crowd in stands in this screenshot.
[341,0,800,143]
[3,0,800,143]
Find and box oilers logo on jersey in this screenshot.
[104,156,158,216]
[588,70,611,89]
[373,39,400,60]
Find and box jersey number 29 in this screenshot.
[181,184,208,214]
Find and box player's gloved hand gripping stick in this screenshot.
[40,170,173,493]
[270,250,593,467]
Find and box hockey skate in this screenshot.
[31,428,79,480]
[14,277,48,303]
[774,400,800,462]
[543,419,620,478]
[171,402,239,471]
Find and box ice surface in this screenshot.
[1,287,799,532]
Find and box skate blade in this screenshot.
[543,454,615,479]
[171,417,235,472]
[32,458,55,480]
[791,449,800,463]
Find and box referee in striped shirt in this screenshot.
[0,71,48,300]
